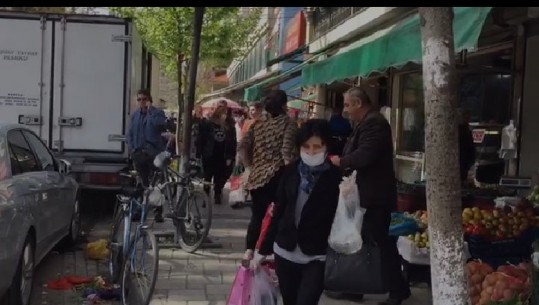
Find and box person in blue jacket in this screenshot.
[127,89,167,222]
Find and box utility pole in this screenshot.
[419,7,468,305]
[180,6,204,173]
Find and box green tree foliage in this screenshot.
[2,7,101,14]
[109,7,261,80]
[4,7,68,13]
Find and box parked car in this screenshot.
[0,123,80,305]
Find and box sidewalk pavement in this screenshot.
[149,186,433,305]
[31,186,433,305]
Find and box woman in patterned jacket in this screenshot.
[238,89,298,260]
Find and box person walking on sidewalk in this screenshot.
[239,89,298,260]
[253,119,341,305]
[330,87,410,305]
[127,89,167,223]
[201,104,237,205]
[241,101,264,140]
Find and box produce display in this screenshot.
[528,185,539,205]
[395,190,539,300]
[401,199,539,250]
[466,260,532,305]
[405,210,429,249]
[389,212,420,237]
[462,200,539,240]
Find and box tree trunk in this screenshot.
[184,59,190,103]
[175,54,183,157]
[181,7,205,173]
[419,7,469,305]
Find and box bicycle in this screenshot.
[155,153,213,253]
[108,171,159,305]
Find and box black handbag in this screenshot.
[324,244,388,294]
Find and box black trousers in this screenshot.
[131,150,162,215]
[245,169,283,250]
[362,207,410,299]
[275,254,326,305]
[203,157,232,197]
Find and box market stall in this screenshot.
[390,184,539,305]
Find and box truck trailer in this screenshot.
[0,10,154,191]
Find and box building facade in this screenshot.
[200,7,539,185]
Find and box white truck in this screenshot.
[0,10,152,191]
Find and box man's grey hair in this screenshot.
[344,87,372,105]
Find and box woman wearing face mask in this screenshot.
[202,104,237,204]
[253,119,341,305]
[239,89,298,261]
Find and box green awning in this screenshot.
[301,7,493,87]
[288,93,317,110]
[244,49,332,101]
[244,70,299,101]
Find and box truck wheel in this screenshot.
[5,236,35,305]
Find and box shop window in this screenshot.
[459,73,511,124]
[395,70,512,184]
[397,72,425,154]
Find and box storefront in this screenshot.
[300,7,492,122]
[391,9,519,185]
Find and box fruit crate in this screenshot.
[466,229,534,259]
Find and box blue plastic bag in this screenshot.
[389,212,420,237]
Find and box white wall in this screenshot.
[308,7,413,53]
[519,35,539,177]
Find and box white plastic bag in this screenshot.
[229,187,246,204]
[328,170,365,255]
[250,267,279,305]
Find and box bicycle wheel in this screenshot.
[109,200,127,284]
[174,189,212,253]
[121,229,159,305]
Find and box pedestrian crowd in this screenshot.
[127,87,412,305]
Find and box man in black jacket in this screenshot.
[330,87,410,305]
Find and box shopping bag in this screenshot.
[250,266,279,305]
[328,170,365,254]
[229,187,246,205]
[324,244,388,294]
[229,165,246,205]
[255,203,274,251]
[230,165,245,191]
[226,266,253,305]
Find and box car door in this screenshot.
[22,130,72,240]
[6,129,53,257]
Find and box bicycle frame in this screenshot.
[125,197,154,279]
[161,166,209,220]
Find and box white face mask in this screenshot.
[300,151,327,167]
